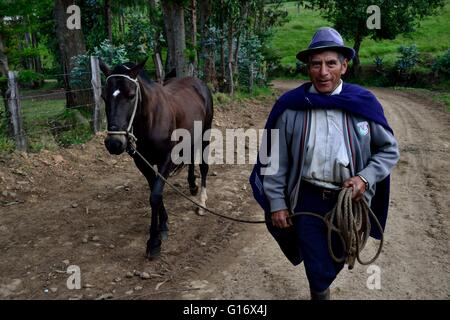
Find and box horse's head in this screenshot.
[99,58,147,155]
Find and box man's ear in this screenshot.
[341,59,348,75]
[129,57,148,79]
[99,58,111,77]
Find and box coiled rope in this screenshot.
[298,188,384,269]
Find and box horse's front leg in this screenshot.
[147,159,171,259]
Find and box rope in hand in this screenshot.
[298,188,384,269]
[127,144,383,268]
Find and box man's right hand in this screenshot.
[271,209,293,228]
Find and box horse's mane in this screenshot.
[111,62,155,86]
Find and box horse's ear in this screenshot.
[99,58,111,77]
[129,57,148,79]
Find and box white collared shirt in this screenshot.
[302,80,351,189]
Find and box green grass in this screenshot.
[235,85,273,101]
[435,93,450,113]
[1,98,94,152]
[270,1,450,67]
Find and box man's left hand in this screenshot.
[342,176,366,201]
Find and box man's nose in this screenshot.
[319,64,329,76]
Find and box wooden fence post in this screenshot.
[91,56,102,133]
[153,53,165,84]
[7,71,27,151]
[249,61,254,93]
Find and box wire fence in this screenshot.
[18,87,96,100]
[2,56,105,152]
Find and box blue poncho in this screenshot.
[249,82,393,265]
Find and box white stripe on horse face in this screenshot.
[113,89,120,97]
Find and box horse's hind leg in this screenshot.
[188,163,198,196]
[196,140,209,216]
[188,144,199,195]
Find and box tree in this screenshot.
[54,0,92,108]
[161,0,187,78]
[148,0,163,60]
[198,0,217,89]
[302,0,445,75]
[104,0,112,43]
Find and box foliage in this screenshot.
[18,69,44,88]
[374,56,383,72]
[432,49,450,77]
[297,0,445,74]
[238,34,266,91]
[213,92,231,106]
[70,40,129,87]
[395,45,419,74]
[0,0,55,72]
[122,12,156,63]
[51,109,93,147]
[301,0,445,45]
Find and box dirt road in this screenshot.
[1,80,449,299]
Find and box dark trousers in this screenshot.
[293,180,345,293]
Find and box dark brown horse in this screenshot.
[99,59,213,258]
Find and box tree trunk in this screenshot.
[233,31,240,74]
[54,0,93,109]
[24,32,34,70]
[351,33,363,78]
[227,18,234,95]
[119,8,125,35]
[218,0,225,88]
[161,1,187,78]
[0,33,12,135]
[104,0,113,42]
[31,33,42,74]
[190,0,198,75]
[199,0,217,90]
[148,0,162,58]
[162,3,175,72]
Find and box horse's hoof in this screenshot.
[190,185,199,196]
[146,246,161,259]
[196,207,206,216]
[159,230,168,241]
[146,239,161,259]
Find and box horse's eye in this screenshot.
[128,94,136,99]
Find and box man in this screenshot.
[249,27,399,300]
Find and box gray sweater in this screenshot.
[263,107,400,213]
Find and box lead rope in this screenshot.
[125,136,383,270]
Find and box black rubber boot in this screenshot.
[310,288,330,300]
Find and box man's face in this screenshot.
[308,50,348,94]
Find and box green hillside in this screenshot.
[270,1,450,68]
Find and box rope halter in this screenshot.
[105,74,141,143]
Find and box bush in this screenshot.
[70,40,129,88]
[432,49,450,77]
[395,44,419,74]
[213,92,231,106]
[374,56,384,72]
[238,34,266,92]
[18,70,44,89]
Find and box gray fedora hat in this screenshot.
[296,27,355,63]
